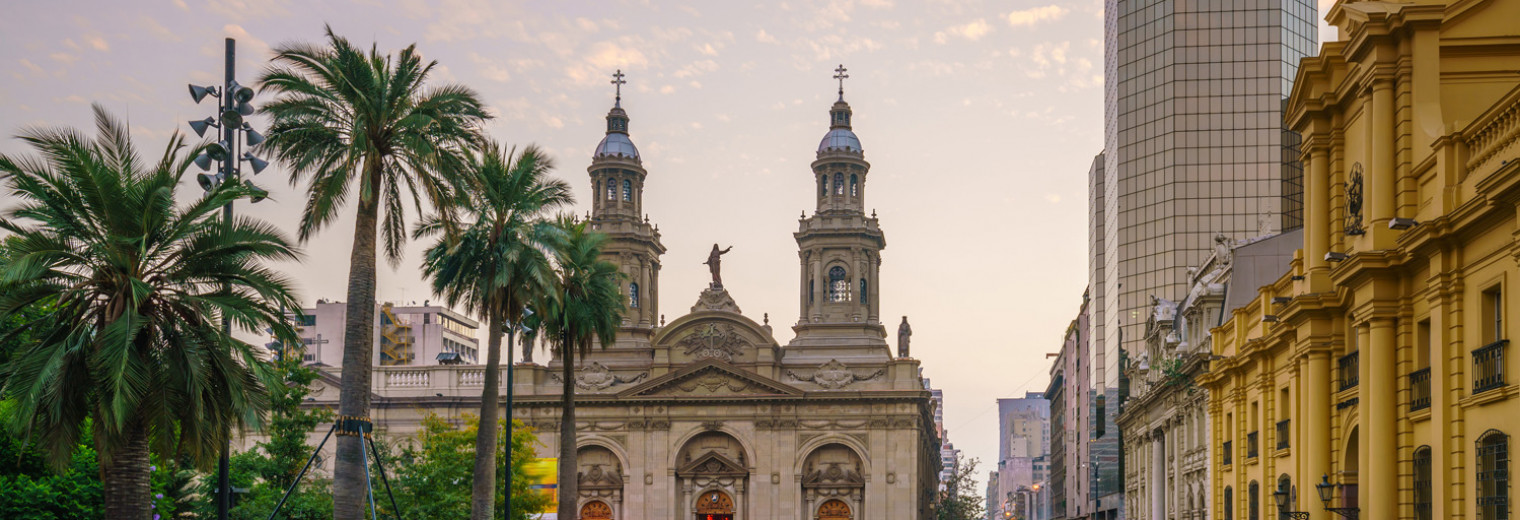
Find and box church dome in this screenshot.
[595,132,640,159]
[817,128,862,154]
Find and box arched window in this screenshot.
[1414,446,1432,520]
[1277,474,1293,514]
[828,266,849,302]
[623,179,632,201]
[606,178,616,200]
[1224,486,1234,520]
[834,173,844,195]
[820,175,828,197]
[1477,430,1509,520]
[859,278,868,309]
[1249,480,1260,520]
[629,283,640,308]
[850,174,858,197]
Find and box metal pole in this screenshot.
[216,37,236,520]
[503,325,515,520]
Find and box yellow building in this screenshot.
[1200,1,1520,520]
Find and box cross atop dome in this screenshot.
[833,64,849,101]
[611,69,626,107]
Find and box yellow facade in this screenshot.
[1201,1,1520,519]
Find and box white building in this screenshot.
[290,299,482,366]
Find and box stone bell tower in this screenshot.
[589,70,665,345]
[791,65,888,352]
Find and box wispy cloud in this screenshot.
[1006,5,1068,27]
[935,19,991,44]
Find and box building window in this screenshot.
[1477,431,1509,520]
[850,174,858,197]
[809,279,815,304]
[629,283,639,309]
[1249,480,1260,520]
[606,179,616,200]
[623,179,632,202]
[828,266,849,302]
[1414,446,1432,520]
[1484,285,1504,344]
[1224,487,1234,520]
[859,278,868,309]
[820,175,827,197]
[1277,475,1293,513]
[834,173,844,195]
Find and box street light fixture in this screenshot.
[1316,474,1360,520]
[1273,481,1309,520]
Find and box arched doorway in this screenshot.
[818,499,852,520]
[695,490,735,520]
[1341,426,1359,509]
[577,445,624,516]
[580,500,613,520]
[677,432,749,520]
[800,443,865,517]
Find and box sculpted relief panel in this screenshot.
[786,359,885,389]
[676,323,750,362]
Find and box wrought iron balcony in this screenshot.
[1222,441,1232,466]
[1338,351,1359,391]
[1277,419,1291,450]
[1473,339,1507,394]
[1247,431,1260,459]
[1409,367,1431,411]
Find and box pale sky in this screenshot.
[0,0,1337,487]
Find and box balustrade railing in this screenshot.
[1338,351,1359,391]
[1409,367,1431,411]
[1276,419,1290,450]
[1246,431,1259,459]
[1473,340,1508,394]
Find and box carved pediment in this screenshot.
[802,461,865,488]
[578,463,624,490]
[676,452,748,478]
[618,360,803,398]
[676,323,750,362]
[549,361,649,392]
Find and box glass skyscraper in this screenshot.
[1088,0,1317,518]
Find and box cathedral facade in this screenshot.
[508,76,939,520]
[298,73,940,520]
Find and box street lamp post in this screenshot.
[187,37,269,520]
[1314,474,1360,520]
[1273,480,1309,520]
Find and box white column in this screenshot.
[1152,433,1165,520]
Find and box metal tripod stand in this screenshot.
[266,416,405,520]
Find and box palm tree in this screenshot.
[536,217,624,519]
[413,143,571,520]
[0,105,302,519]
[257,27,489,517]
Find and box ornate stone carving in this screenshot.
[574,362,648,391]
[700,420,725,432]
[677,323,749,361]
[785,359,885,389]
[1346,162,1365,235]
[677,374,749,394]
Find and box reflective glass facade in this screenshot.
[1092,0,1316,516]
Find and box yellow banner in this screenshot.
[524,458,558,513]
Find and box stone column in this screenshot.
[1366,318,1397,520]
[1305,143,1331,270]
[1368,77,1397,249]
[1304,349,1331,520]
[639,263,651,326]
[1153,432,1165,520]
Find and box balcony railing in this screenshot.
[1246,431,1259,459]
[1473,340,1508,394]
[1338,351,1360,391]
[1410,367,1431,411]
[1276,419,1290,450]
[1222,441,1232,466]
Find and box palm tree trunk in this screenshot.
[333,171,383,520]
[471,307,505,520]
[101,419,152,519]
[556,339,578,519]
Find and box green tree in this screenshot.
[380,414,550,520]
[535,217,624,519]
[0,431,103,520]
[257,26,489,519]
[0,105,301,519]
[414,142,570,520]
[937,455,986,520]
